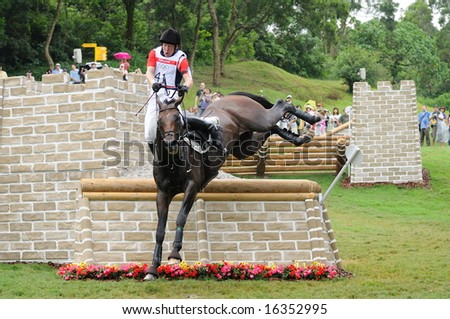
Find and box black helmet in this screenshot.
[160,28,181,45]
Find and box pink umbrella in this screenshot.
[113,52,132,60]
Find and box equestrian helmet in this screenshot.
[160,28,181,45]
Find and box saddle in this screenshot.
[184,116,223,154]
[184,129,211,154]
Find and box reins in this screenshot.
[156,89,189,145]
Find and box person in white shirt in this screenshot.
[0,65,8,78]
[52,63,63,74]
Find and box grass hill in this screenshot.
[193,61,353,109]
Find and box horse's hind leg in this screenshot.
[271,126,315,146]
[287,105,322,125]
[144,191,173,280]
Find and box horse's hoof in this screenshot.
[168,258,181,265]
[143,273,158,281]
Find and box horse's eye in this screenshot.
[173,114,181,123]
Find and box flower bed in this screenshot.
[57,261,338,281]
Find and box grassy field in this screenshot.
[1,62,448,299]
[0,147,448,299]
[192,61,353,110]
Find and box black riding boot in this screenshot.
[148,142,155,155]
[208,124,224,151]
[186,117,224,152]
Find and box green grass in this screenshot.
[192,61,353,109]
[1,62,448,299]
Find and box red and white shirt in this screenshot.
[147,46,191,89]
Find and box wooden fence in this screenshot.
[222,123,350,176]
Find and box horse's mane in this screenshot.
[228,91,273,110]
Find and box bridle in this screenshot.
[158,106,185,142]
[156,94,187,152]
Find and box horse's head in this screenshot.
[156,94,184,155]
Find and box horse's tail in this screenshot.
[228,91,273,109]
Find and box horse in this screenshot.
[144,89,322,280]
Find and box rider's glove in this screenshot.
[178,85,189,96]
[152,82,162,92]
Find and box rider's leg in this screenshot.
[186,117,224,151]
[144,95,158,154]
[148,142,155,154]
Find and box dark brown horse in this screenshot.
[144,89,321,280]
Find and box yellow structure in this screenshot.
[81,43,107,61]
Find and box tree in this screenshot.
[402,0,436,36]
[290,0,353,57]
[123,0,138,50]
[44,0,64,69]
[333,45,382,92]
[207,0,221,85]
[189,0,204,69]
[206,0,291,85]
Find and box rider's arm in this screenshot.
[146,66,156,85]
[182,72,193,90]
[146,49,156,85]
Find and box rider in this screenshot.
[145,28,223,153]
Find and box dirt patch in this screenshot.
[341,168,431,189]
[118,162,240,180]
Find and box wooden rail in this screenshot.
[80,178,322,201]
[223,126,350,176]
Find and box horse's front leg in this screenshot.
[167,181,199,263]
[144,190,174,280]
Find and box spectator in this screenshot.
[418,105,431,146]
[286,95,299,134]
[52,63,63,74]
[119,59,130,81]
[89,63,97,71]
[25,70,35,81]
[436,107,448,147]
[315,109,327,135]
[198,87,212,117]
[339,106,352,125]
[330,107,341,128]
[448,111,450,146]
[79,66,87,83]
[194,82,206,114]
[69,64,81,84]
[211,92,222,103]
[0,66,7,78]
[429,106,439,145]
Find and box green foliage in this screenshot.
[339,18,450,97]
[332,46,383,92]
[2,0,450,100]
[254,32,327,78]
[421,92,450,110]
[193,61,350,107]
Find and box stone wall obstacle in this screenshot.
[76,178,342,268]
[0,69,148,262]
[351,81,422,184]
[0,70,341,269]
